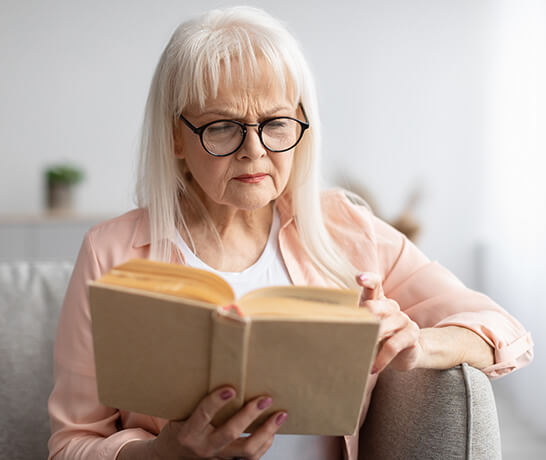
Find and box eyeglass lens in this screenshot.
[202,118,303,156]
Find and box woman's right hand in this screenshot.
[120,386,287,460]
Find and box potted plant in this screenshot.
[45,164,85,213]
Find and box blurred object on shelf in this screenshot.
[44,164,85,214]
[341,179,423,243]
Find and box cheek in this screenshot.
[274,153,295,184]
[186,155,231,193]
[191,159,219,181]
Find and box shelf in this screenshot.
[0,213,114,262]
[0,212,115,225]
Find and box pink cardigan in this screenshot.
[48,189,533,460]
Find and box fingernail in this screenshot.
[220,389,234,400]
[275,412,288,426]
[371,367,378,375]
[359,274,368,282]
[258,397,272,410]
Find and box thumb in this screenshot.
[356,272,384,303]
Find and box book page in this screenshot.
[240,285,360,307]
[97,259,235,305]
[237,296,375,321]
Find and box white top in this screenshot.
[173,207,292,298]
[172,208,342,460]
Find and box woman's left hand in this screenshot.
[356,272,424,374]
[356,272,495,374]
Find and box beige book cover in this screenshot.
[88,259,379,435]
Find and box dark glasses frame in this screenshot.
[178,103,310,157]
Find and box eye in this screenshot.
[206,122,239,135]
[204,122,243,143]
[266,119,289,129]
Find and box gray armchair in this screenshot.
[359,365,501,459]
[0,261,501,459]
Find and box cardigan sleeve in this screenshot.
[371,214,533,379]
[48,233,155,459]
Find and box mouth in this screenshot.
[233,173,268,183]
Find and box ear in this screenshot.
[173,123,185,159]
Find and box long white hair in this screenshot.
[136,6,359,289]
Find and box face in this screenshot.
[174,66,298,212]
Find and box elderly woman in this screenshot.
[48,6,533,460]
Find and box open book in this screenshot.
[88,259,379,435]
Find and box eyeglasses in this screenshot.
[178,103,310,157]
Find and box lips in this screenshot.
[234,173,268,183]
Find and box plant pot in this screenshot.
[47,182,74,213]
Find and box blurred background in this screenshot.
[0,0,544,457]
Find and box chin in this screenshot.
[233,198,273,211]
[230,191,277,211]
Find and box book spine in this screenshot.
[208,307,250,426]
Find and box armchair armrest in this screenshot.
[359,364,501,459]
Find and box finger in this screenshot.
[360,298,400,318]
[356,272,385,303]
[377,310,410,340]
[185,386,237,434]
[208,396,274,448]
[250,413,287,459]
[373,321,420,373]
[220,411,287,459]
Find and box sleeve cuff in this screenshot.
[481,332,534,378]
[434,312,534,379]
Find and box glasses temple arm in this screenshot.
[298,103,310,126]
[178,114,200,134]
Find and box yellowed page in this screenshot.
[98,258,235,305]
[240,285,360,308]
[237,297,374,321]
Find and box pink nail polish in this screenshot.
[359,274,368,282]
[258,397,272,410]
[275,412,288,426]
[220,389,234,400]
[371,367,378,375]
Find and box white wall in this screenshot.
[482,0,546,437]
[319,0,490,289]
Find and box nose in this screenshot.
[235,124,267,160]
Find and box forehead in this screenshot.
[185,57,297,116]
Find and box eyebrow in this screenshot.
[198,105,295,119]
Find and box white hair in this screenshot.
[136,6,359,289]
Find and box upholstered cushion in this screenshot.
[0,261,73,460]
[359,364,501,459]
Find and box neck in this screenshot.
[181,185,274,243]
[179,187,275,272]
[204,200,274,239]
